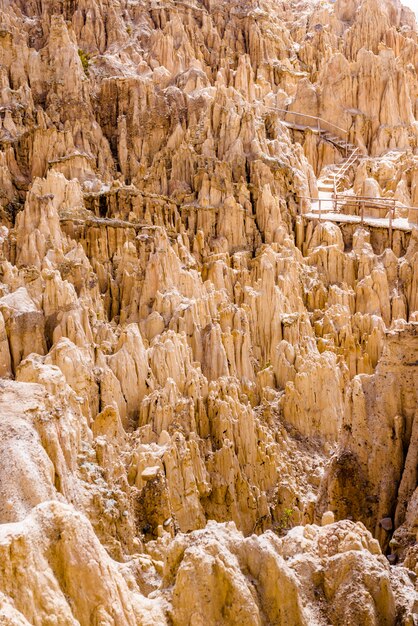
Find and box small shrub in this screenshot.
[126,24,132,35]
[277,507,294,532]
[78,49,90,76]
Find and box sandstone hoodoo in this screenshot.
[0,0,417,623]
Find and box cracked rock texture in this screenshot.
[0,0,417,624]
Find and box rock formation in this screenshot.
[0,0,417,623]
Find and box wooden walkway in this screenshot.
[61,110,417,251]
[273,109,418,242]
[299,195,418,246]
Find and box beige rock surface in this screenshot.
[0,0,417,623]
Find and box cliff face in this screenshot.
[0,0,417,623]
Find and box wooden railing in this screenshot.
[274,108,350,155]
[297,195,418,246]
[334,148,361,193]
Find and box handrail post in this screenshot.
[389,206,393,249]
[299,196,303,216]
[361,201,364,225]
[318,198,322,223]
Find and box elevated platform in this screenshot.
[303,211,414,232]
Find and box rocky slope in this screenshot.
[0,0,417,623]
